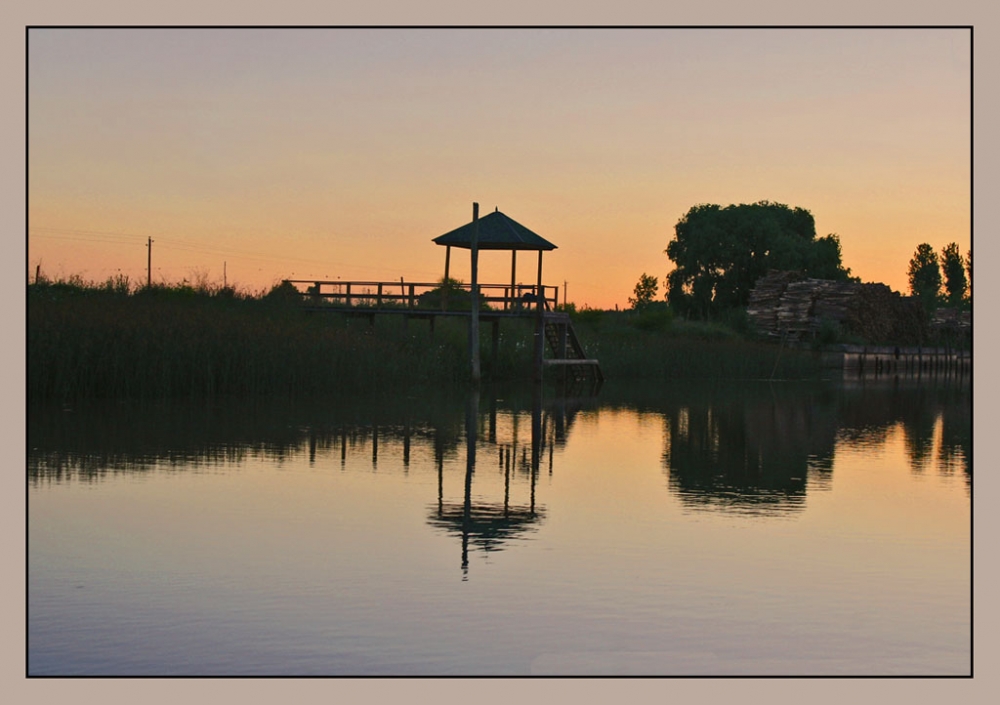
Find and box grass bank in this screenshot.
[28,280,825,402]
[567,307,824,381]
[28,280,496,401]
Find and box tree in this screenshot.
[664,201,853,318]
[940,243,967,305]
[628,273,659,310]
[907,243,941,309]
[966,249,972,301]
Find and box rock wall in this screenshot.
[747,271,931,344]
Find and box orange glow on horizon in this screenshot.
[27,28,970,309]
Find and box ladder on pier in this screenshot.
[541,313,604,384]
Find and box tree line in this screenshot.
[907,242,970,310]
[628,201,970,317]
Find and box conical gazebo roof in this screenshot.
[433,209,557,251]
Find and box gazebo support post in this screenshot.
[491,319,500,368]
[509,250,517,311]
[443,246,451,311]
[536,251,543,310]
[533,250,544,382]
[430,207,572,384]
[469,203,481,383]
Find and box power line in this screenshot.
[29,226,443,280]
[30,233,145,246]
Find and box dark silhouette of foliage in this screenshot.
[417,278,490,311]
[665,201,853,319]
[965,249,972,301]
[264,280,303,302]
[628,273,659,310]
[907,243,942,310]
[940,242,968,305]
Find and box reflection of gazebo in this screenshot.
[427,502,544,575]
[433,208,557,310]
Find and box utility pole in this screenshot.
[146,237,153,288]
[223,261,227,289]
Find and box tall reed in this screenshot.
[28,279,827,402]
[28,281,489,401]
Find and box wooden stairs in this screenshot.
[541,313,604,384]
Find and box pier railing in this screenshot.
[282,279,559,314]
[824,344,971,377]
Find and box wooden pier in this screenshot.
[822,344,971,378]
[283,203,603,385]
[540,311,604,384]
[282,278,603,384]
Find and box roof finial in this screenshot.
[495,206,498,213]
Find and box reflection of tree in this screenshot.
[901,414,937,474]
[936,387,971,485]
[933,385,971,491]
[645,377,970,515]
[662,386,840,516]
[837,377,971,485]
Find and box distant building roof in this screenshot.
[433,209,557,251]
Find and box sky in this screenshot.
[27,27,971,309]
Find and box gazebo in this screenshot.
[432,207,557,310]
[283,203,600,385]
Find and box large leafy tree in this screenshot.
[665,201,852,318]
[907,243,942,309]
[940,243,967,305]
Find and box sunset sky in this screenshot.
[27,27,971,309]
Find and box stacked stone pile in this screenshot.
[931,307,972,330]
[746,270,802,335]
[747,271,930,344]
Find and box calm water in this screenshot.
[27,377,971,676]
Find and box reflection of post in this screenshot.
[403,419,410,471]
[435,430,445,514]
[488,393,497,444]
[511,408,519,458]
[531,383,542,513]
[462,388,480,578]
[372,425,378,469]
[504,444,511,518]
[553,396,565,443]
[531,383,542,474]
